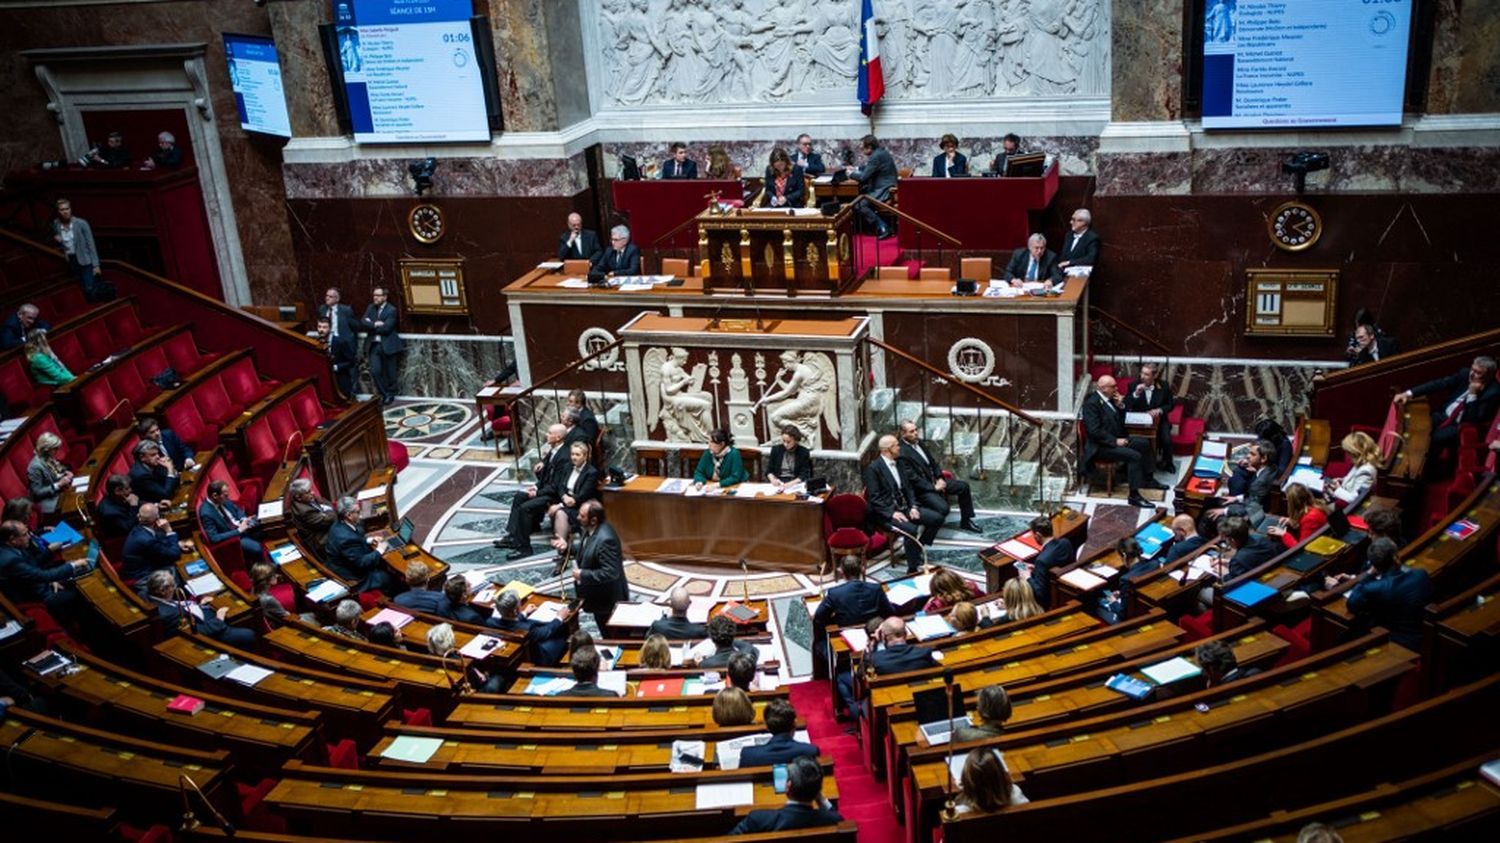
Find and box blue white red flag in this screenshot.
[857,0,885,115]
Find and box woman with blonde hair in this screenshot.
[1326,431,1381,505]
[639,633,672,669]
[26,431,74,514]
[704,145,739,180]
[1268,482,1330,548]
[1001,577,1043,622]
[923,568,981,613]
[24,329,73,386]
[948,600,978,633]
[711,686,756,726]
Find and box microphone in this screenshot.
[178,774,235,835]
[738,557,750,602]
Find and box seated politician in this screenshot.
[1325,537,1431,650]
[765,425,812,487]
[863,434,945,573]
[392,561,450,616]
[198,480,264,562]
[729,756,843,834]
[0,520,86,613]
[758,147,805,208]
[987,132,1022,176]
[142,569,255,647]
[1393,355,1500,466]
[698,613,759,668]
[1123,361,1175,471]
[1015,515,1075,609]
[1056,208,1100,269]
[1001,233,1064,287]
[647,586,709,640]
[792,133,825,177]
[931,133,968,177]
[94,474,140,540]
[128,440,180,507]
[740,699,819,767]
[544,441,600,556]
[591,225,641,279]
[121,503,189,583]
[693,428,748,488]
[567,646,620,697]
[323,496,394,593]
[490,588,572,666]
[556,212,601,262]
[659,141,697,179]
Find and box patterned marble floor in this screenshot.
[378,397,1182,680]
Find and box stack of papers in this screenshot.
[597,670,628,695]
[1140,656,1203,685]
[1125,412,1154,427]
[885,577,928,606]
[185,572,224,599]
[670,739,706,773]
[356,487,385,501]
[305,579,349,603]
[459,635,506,659]
[1193,457,1226,478]
[908,614,955,641]
[996,538,1039,560]
[536,261,564,270]
[524,676,576,696]
[556,278,591,289]
[70,475,91,492]
[839,627,870,652]
[368,607,414,628]
[608,602,668,628]
[1283,465,1324,492]
[1200,440,1229,459]
[225,663,273,687]
[1135,521,1174,558]
[1185,553,1220,581]
[380,735,443,764]
[527,601,564,623]
[1059,568,1107,591]
[657,478,690,495]
[268,545,302,566]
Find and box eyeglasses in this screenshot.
[798,141,812,147]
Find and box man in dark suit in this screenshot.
[567,646,620,697]
[0,520,85,611]
[1161,514,1209,564]
[987,133,1022,176]
[1002,233,1065,286]
[1221,517,1278,579]
[141,569,255,647]
[489,588,572,666]
[288,478,336,558]
[1123,362,1176,471]
[740,699,820,767]
[1,303,49,351]
[1081,375,1161,508]
[870,616,938,675]
[556,212,602,262]
[1020,515,1074,609]
[698,613,759,668]
[813,556,894,633]
[863,434,945,573]
[137,417,194,472]
[1394,355,1500,459]
[496,423,568,557]
[360,286,404,406]
[324,496,394,593]
[931,133,968,177]
[845,134,898,238]
[317,316,359,400]
[660,142,698,179]
[793,134,826,177]
[647,586,709,639]
[392,561,450,616]
[729,756,843,834]
[198,480,264,561]
[1211,440,1277,526]
[566,389,601,445]
[94,474,141,539]
[120,503,187,582]
[1331,537,1432,650]
[1195,639,1262,686]
[1057,208,1101,269]
[898,420,976,533]
[572,501,627,627]
[591,225,642,279]
[1346,322,1398,367]
[318,287,357,343]
[128,440,180,506]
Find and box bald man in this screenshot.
[1080,375,1161,507]
[1162,514,1209,563]
[862,434,945,573]
[556,212,601,262]
[870,617,938,674]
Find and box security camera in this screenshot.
[1282,151,1330,194]
[408,158,438,196]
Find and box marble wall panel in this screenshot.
[1110,0,1185,122]
[1426,0,1500,115]
[392,336,510,399]
[268,0,341,139]
[282,154,591,200]
[482,0,560,132]
[880,311,1061,410]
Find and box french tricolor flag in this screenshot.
[857,0,884,115]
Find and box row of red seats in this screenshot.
[0,298,149,413]
[0,408,92,506]
[238,380,331,488]
[158,351,279,453]
[68,326,221,438]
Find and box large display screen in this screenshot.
[1201,0,1413,129]
[224,34,292,138]
[333,0,490,144]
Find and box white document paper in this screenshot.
[380,735,444,765]
[997,538,1039,561]
[1087,563,1118,579]
[556,278,591,289]
[356,487,384,501]
[1125,412,1155,427]
[885,579,926,606]
[908,614,956,641]
[306,580,348,603]
[617,282,653,292]
[758,672,781,692]
[368,608,414,629]
[948,752,969,787]
[670,739,706,773]
[71,475,91,491]
[684,596,716,624]
[688,637,718,662]
[225,663,273,686]
[527,601,564,624]
[459,635,506,659]
[257,501,284,520]
[695,781,756,810]
[608,602,668,628]
[525,676,576,696]
[185,573,224,599]
[1058,568,1107,591]
[0,620,23,640]
[839,628,870,652]
[1141,656,1203,685]
[1200,440,1229,459]
[656,477,689,495]
[268,545,302,566]
[1186,553,1220,581]
[597,670,628,696]
[536,261,564,270]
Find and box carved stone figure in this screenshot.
[753,350,839,445]
[644,346,715,442]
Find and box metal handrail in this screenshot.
[1089,305,1172,356]
[869,337,1041,427]
[852,195,962,249]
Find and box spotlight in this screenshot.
[408,157,438,196]
[1282,151,1329,194]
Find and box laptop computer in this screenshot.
[913,685,968,745]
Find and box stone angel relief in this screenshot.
[752,350,839,445]
[643,346,715,442]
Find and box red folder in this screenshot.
[168,694,205,715]
[639,678,685,698]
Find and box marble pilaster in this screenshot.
[1426,0,1500,116]
[1110,0,1185,123]
[268,0,341,139]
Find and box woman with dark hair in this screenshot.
[692,428,747,488]
[931,133,968,177]
[923,568,981,613]
[765,424,812,487]
[1268,483,1330,548]
[1252,418,1295,477]
[953,747,1028,814]
[758,147,806,208]
[705,146,739,180]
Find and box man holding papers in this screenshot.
[1080,375,1161,508]
[1123,362,1176,471]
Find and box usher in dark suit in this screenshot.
[360,301,404,404]
[1080,389,1153,495]
[899,439,974,526]
[1123,378,1176,468]
[862,457,943,572]
[556,228,602,262]
[1057,227,1100,267]
[1002,247,1064,284]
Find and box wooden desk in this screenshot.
[1424,570,1500,693]
[604,474,825,571]
[978,508,1089,593]
[447,692,782,733]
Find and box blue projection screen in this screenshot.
[224,34,292,138]
[334,0,490,144]
[1201,0,1413,129]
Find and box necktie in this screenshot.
[1441,395,1467,428]
[1027,259,1037,281]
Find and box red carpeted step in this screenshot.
[791,679,904,843]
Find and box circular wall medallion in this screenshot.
[1267,201,1323,252]
[578,327,620,370]
[408,203,446,244]
[946,338,996,383]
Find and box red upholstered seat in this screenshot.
[40,285,88,315]
[1173,416,1206,456]
[388,441,410,472]
[1179,610,1214,641]
[111,362,152,405]
[1271,620,1312,668]
[222,358,275,405]
[402,707,434,726]
[244,419,281,481]
[110,306,147,345]
[267,403,299,445]
[49,332,86,373]
[0,357,47,410]
[288,388,325,431]
[75,318,115,361]
[192,377,236,427]
[78,378,118,425]
[164,331,215,374]
[0,463,26,502]
[822,493,891,565]
[325,738,360,770]
[164,401,213,452]
[356,590,382,611]
[827,526,870,555]
[270,582,296,613]
[236,777,288,833]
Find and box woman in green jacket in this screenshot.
[693,428,747,488]
[25,329,73,386]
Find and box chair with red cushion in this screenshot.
[1179,609,1214,641]
[222,358,277,406]
[109,306,148,346]
[324,738,360,770]
[822,493,891,568]
[111,361,153,407]
[388,441,410,473]
[1270,621,1312,667]
[192,376,237,428]
[163,331,216,375]
[288,388,326,432]
[0,463,26,503]
[236,777,287,833]
[164,400,213,452]
[402,707,434,727]
[243,419,281,483]
[270,582,296,613]
[0,357,48,411]
[49,332,87,374]
[40,285,88,316]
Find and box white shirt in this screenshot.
[59,222,75,256]
[565,467,582,495]
[1444,392,1473,421]
[882,456,902,489]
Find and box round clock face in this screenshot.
[409,204,445,244]
[1268,201,1323,251]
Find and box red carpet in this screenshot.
[853,233,912,272]
[791,680,906,843]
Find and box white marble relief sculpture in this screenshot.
[752,350,839,445]
[594,0,1109,106]
[644,346,715,441]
